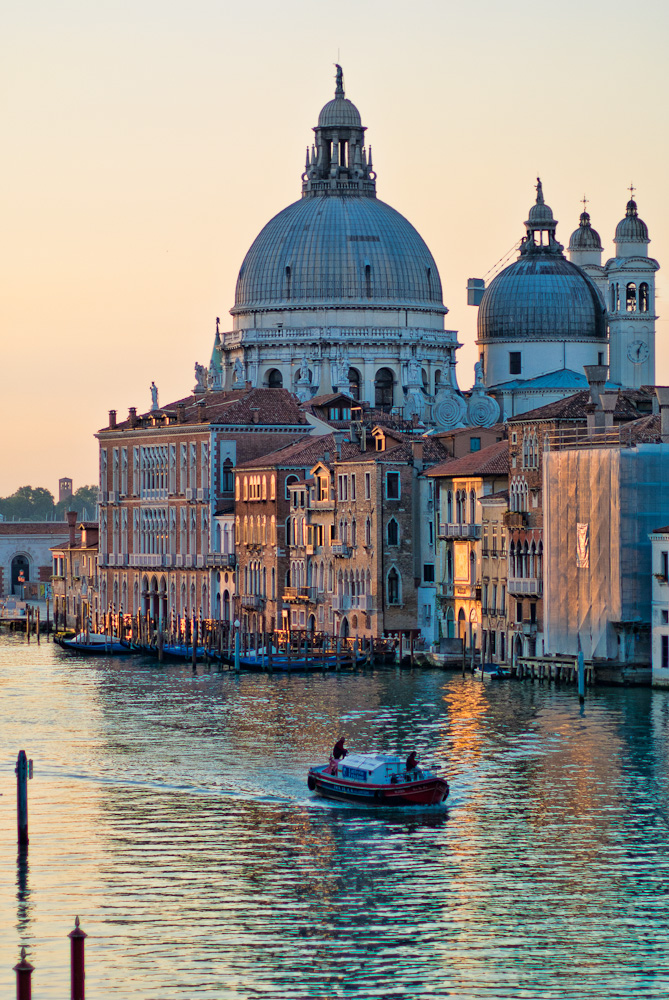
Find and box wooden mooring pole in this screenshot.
[69,916,87,1000]
[14,947,34,1000]
[15,750,32,846]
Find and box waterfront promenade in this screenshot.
[1,634,668,998]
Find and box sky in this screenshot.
[2,0,668,496]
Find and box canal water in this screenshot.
[1,636,669,999]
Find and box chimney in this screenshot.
[600,392,618,429]
[108,409,117,429]
[66,510,77,547]
[250,407,260,425]
[411,439,424,464]
[128,406,137,428]
[177,403,186,424]
[333,430,346,460]
[197,400,206,422]
[656,387,669,443]
[246,380,253,391]
[583,365,609,409]
[323,451,330,463]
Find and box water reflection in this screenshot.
[1,639,669,998]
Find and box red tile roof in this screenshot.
[506,388,653,424]
[99,388,309,432]
[425,439,509,478]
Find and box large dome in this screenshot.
[477,255,607,342]
[232,195,445,315]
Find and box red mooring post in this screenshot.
[14,947,34,1000]
[69,916,87,1000]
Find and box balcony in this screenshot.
[332,594,351,611]
[128,553,164,567]
[331,542,351,557]
[438,523,482,540]
[360,594,374,612]
[521,619,538,636]
[438,582,454,599]
[284,586,319,603]
[508,577,543,596]
[241,594,263,610]
[206,552,236,568]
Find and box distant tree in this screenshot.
[60,485,98,521]
[0,486,56,521]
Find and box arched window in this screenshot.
[222,459,234,493]
[365,517,372,546]
[267,369,283,389]
[270,515,276,545]
[285,265,291,300]
[434,369,442,390]
[348,368,361,402]
[422,368,429,391]
[262,475,267,500]
[610,284,616,312]
[387,567,401,605]
[626,282,637,312]
[270,475,276,500]
[639,283,650,313]
[242,516,248,544]
[509,541,516,578]
[446,549,453,583]
[375,368,394,410]
[537,540,543,579]
[328,564,334,592]
[351,519,357,546]
[285,474,299,499]
[529,541,536,578]
[387,518,399,546]
[469,551,476,585]
[447,490,453,522]
[522,542,529,578]
[469,490,476,524]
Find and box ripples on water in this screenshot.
[1,635,669,998]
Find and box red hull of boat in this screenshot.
[309,769,449,806]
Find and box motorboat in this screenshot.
[307,741,449,806]
[55,632,132,655]
[474,662,512,681]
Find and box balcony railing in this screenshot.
[332,594,351,611]
[508,577,543,596]
[206,552,236,567]
[331,542,351,557]
[240,594,263,609]
[437,582,454,599]
[438,523,482,540]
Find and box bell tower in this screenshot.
[606,192,659,388]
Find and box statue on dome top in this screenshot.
[536,177,544,204]
[335,63,344,95]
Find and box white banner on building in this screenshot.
[577,522,589,569]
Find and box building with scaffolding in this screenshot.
[543,393,669,680]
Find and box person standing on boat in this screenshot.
[333,737,347,760]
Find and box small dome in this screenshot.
[615,199,649,243]
[568,210,603,251]
[477,255,607,343]
[318,97,362,128]
[527,201,555,227]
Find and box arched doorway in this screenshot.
[457,608,466,642]
[267,369,283,388]
[514,634,523,662]
[374,368,394,410]
[150,576,159,621]
[11,555,30,595]
[446,607,455,639]
[308,614,316,633]
[340,616,350,638]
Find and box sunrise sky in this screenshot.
[2,0,668,495]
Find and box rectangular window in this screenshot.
[351,474,356,501]
[337,475,348,501]
[662,609,669,625]
[492,584,498,613]
[530,602,537,624]
[662,551,669,581]
[516,600,523,623]
[428,520,434,545]
[490,631,496,655]
[470,437,481,452]
[386,472,400,500]
[509,352,521,375]
[663,635,669,670]
[365,472,371,499]
[423,564,435,583]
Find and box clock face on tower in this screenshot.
[627,340,649,364]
